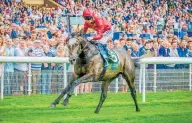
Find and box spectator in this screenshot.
[151,40,160,57]
[168,41,179,69]
[188,40,192,57]
[177,40,188,68]
[139,41,152,56]
[123,38,132,52]
[4,38,14,95]
[14,40,28,94]
[12,37,20,48]
[52,45,67,93]
[170,41,179,57]
[177,40,188,57]
[41,45,54,94]
[49,38,57,57]
[188,19,192,37]
[29,40,45,94]
[136,37,144,49]
[107,39,114,49]
[119,38,126,48]
[159,41,170,57]
[131,42,139,57]
[0,37,6,80]
[113,40,121,48]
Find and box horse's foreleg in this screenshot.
[50,84,71,108]
[54,74,93,107]
[62,74,76,106]
[50,73,77,108]
[66,74,94,96]
[63,94,71,106]
[95,81,110,114]
[63,76,93,106]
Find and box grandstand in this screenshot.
[0,1,192,122]
[0,0,191,96]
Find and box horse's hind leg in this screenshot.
[123,74,140,112]
[95,81,110,114]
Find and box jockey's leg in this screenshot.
[95,43,109,68]
[103,44,113,59]
[98,28,114,61]
[103,57,109,68]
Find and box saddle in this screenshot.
[89,41,119,70]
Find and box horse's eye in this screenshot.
[75,43,78,46]
[68,45,72,50]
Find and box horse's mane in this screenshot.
[76,36,99,65]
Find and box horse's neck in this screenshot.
[86,42,98,55]
[78,40,99,62]
[80,39,96,53]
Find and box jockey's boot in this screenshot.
[95,43,109,68]
[103,58,109,68]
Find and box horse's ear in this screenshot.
[75,28,84,37]
[79,29,84,36]
[71,30,82,37]
[77,36,84,42]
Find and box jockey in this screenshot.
[82,8,113,67]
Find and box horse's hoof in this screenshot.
[136,109,140,112]
[50,104,56,108]
[63,103,68,106]
[63,100,69,106]
[94,110,100,114]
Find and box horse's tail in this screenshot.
[139,50,155,59]
[132,51,155,67]
[132,57,140,67]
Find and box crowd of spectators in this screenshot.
[0,0,192,95]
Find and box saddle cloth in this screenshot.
[95,43,119,70]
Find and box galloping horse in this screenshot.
[50,34,140,113]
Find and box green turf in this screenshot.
[0,91,192,123]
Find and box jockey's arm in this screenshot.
[92,30,103,40]
[92,20,104,40]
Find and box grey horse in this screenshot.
[50,35,141,114]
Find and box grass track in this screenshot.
[0,91,192,123]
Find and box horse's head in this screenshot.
[68,33,86,64]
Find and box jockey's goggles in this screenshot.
[84,16,93,20]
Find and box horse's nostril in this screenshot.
[73,59,75,61]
